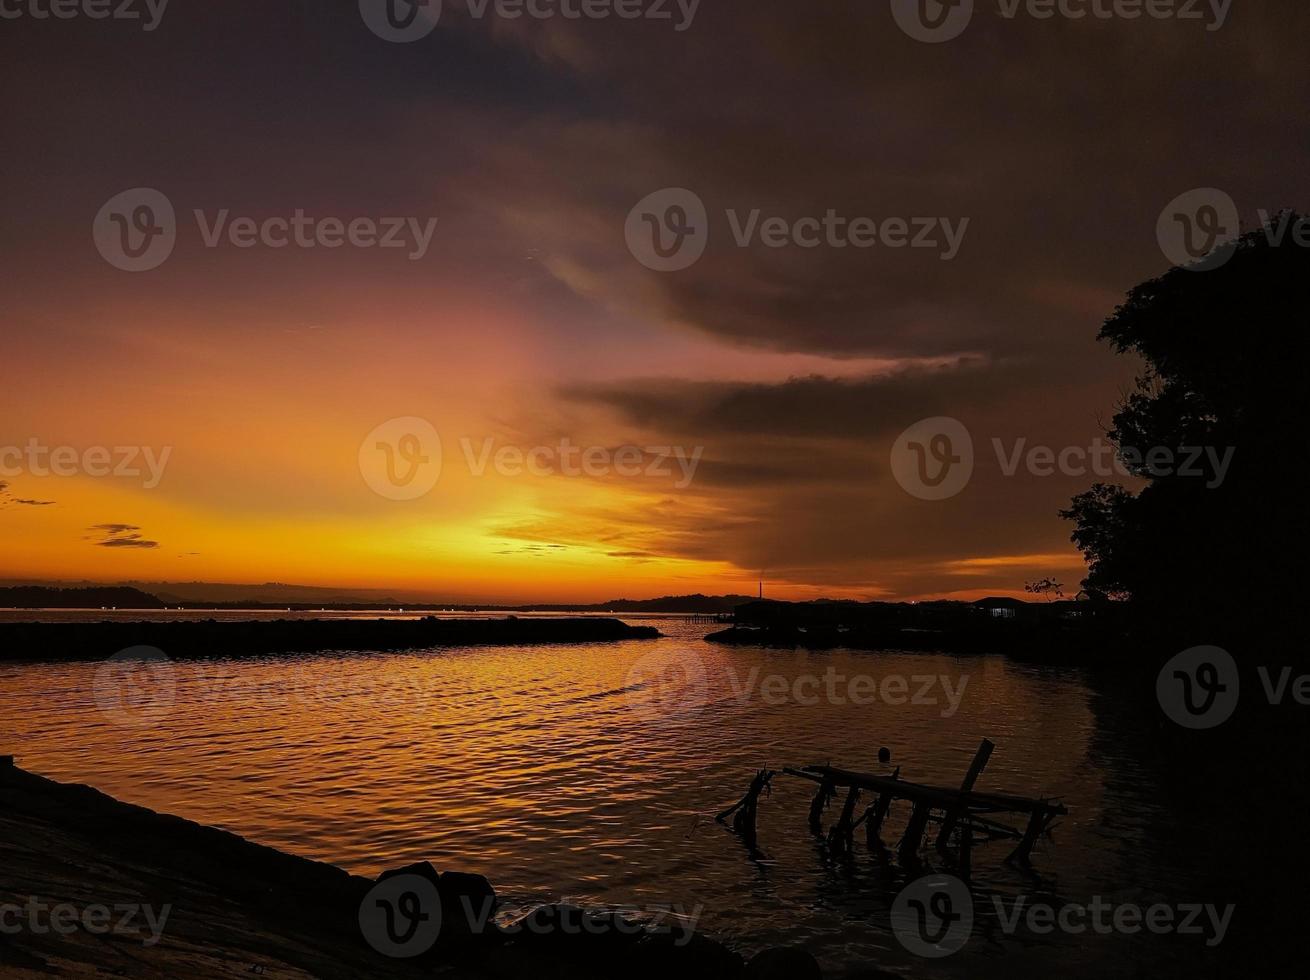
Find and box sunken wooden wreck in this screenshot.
[716,738,1066,873]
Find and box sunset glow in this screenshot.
[7,1,1300,604]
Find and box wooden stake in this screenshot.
[716,769,773,844]
[828,786,861,852]
[1008,807,1047,864]
[808,779,835,833]
[899,802,933,861]
[936,738,993,851]
[959,820,973,878]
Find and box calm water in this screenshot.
[0,616,1224,977]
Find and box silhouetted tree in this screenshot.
[1062,484,1135,601]
[1024,578,1065,602]
[1062,212,1309,642]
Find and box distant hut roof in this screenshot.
[973,596,1027,609]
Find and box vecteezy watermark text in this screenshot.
[624,649,970,722]
[461,437,702,487]
[993,437,1234,488]
[892,874,1234,958]
[1,439,172,489]
[359,871,702,960]
[1157,645,1310,729]
[1159,189,1310,271]
[0,0,169,30]
[94,188,439,271]
[497,902,703,946]
[0,897,172,947]
[359,417,704,500]
[721,666,969,716]
[889,417,1235,501]
[890,0,1231,44]
[992,895,1234,946]
[358,0,700,43]
[625,188,969,271]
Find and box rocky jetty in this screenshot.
[0,616,659,662]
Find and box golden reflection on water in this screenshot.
[0,618,1195,975]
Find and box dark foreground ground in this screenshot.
[0,759,839,979]
[0,616,659,662]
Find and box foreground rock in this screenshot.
[0,616,659,662]
[746,946,823,980]
[0,760,815,978]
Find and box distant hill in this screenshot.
[0,583,754,613]
[497,594,755,614]
[0,586,166,609]
[127,581,415,606]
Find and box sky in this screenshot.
[2,0,1306,603]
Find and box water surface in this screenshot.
[0,616,1220,976]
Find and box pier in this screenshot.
[716,739,1067,870]
[688,612,735,624]
[0,616,660,662]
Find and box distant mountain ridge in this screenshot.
[0,584,754,613]
[504,594,754,613]
[0,586,166,609]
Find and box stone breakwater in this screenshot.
[0,615,660,661]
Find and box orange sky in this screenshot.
[0,295,1092,602]
[8,1,1297,603]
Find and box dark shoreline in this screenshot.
[704,622,1115,663]
[0,759,820,979]
[0,616,660,662]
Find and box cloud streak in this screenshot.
[87,525,160,550]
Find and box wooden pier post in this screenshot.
[808,779,835,833]
[716,769,774,844]
[936,738,993,852]
[837,786,860,835]
[862,766,899,846]
[828,786,861,852]
[899,801,934,861]
[1008,808,1048,864]
[958,820,973,877]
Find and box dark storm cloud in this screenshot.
[451,4,1309,593]
[563,359,1018,438]
[545,357,1140,593]
[456,3,1310,359]
[9,1,1305,365]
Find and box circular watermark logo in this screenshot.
[359,417,442,500]
[1157,188,1240,272]
[93,646,176,727]
[889,416,973,500]
[891,873,973,957]
[359,0,441,42]
[623,648,709,724]
[359,873,443,958]
[93,188,176,272]
[1157,645,1239,729]
[624,188,709,272]
[890,0,974,43]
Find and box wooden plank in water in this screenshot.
[790,765,1065,817]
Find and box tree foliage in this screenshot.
[1061,212,1310,629]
